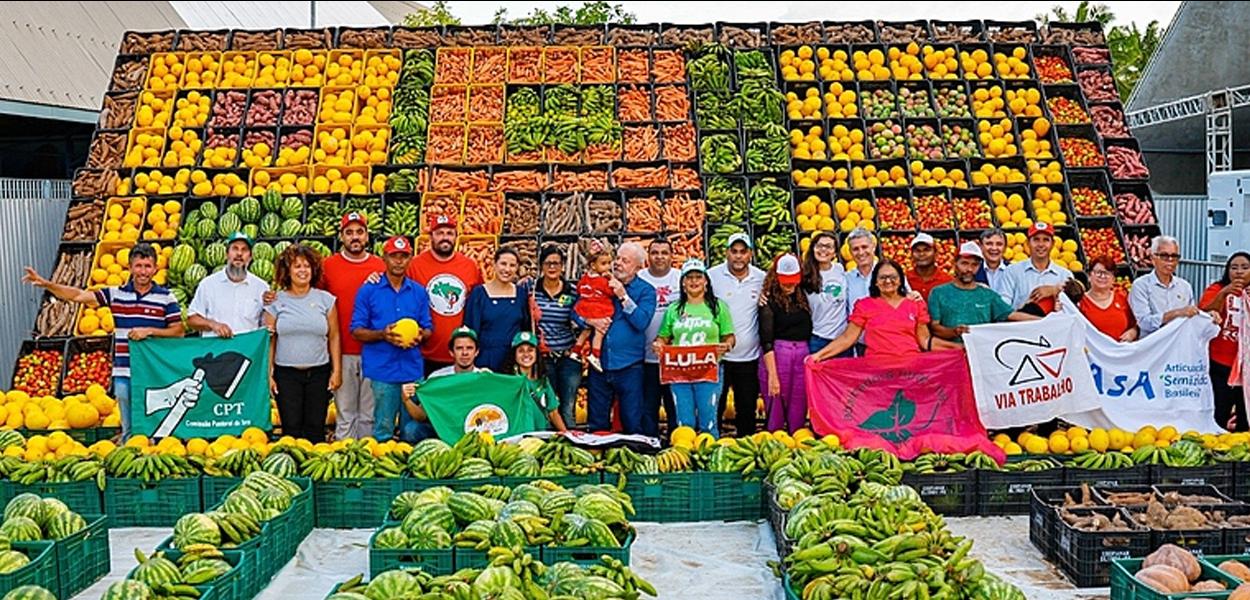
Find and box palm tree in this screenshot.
[1037,1,1115,26]
[1109,21,1165,100]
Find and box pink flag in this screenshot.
[805,350,1004,462]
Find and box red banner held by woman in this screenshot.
[659,344,720,384]
[804,350,1004,462]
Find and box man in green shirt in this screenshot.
[929,242,1038,343]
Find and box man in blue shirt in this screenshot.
[581,242,657,435]
[351,236,433,442]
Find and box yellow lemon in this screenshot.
[1089,428,1110,453]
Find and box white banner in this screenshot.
[964,312,1101,429]
[1060,299,1221,433]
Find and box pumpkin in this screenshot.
[1230,583,1250,600]
[1223,560,1250,582]
[1193,580,1227,592]
[1143,544,1201,582]
[1136,565,1191,594]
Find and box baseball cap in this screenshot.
[511,331,538,349]
[726,233,753,250]
[449,326,478,349]
[680,258,707,278]
[383,235,413,255]
[225,231,253,249]
[341,211,368,229]
[1028,222,1054,238]
[775,254,802,285]
[910,232,935,248]
[428,213,457,233]
[957,241,985,261]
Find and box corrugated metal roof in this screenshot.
[0,1,185,113]
[169,1,391,29]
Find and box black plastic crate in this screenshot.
[1054,506,1152,588]
[1030,485,1102,559]
[902,470,976,517]
[1064,464,1151,488]
[1152,484,1239,506]
[1216,503,1250,554]
[1152,464,1234,490]
[1235,462,1250,502]
[977,467,1064,516]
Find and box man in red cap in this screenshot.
[406,213,483,377]
[321,212,385,439]
[1000,222,1074,315]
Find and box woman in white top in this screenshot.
[264,244,340,442]
[803,232,851,356]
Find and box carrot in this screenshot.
[651,50,685,83]
[618,49,649,83]
[430,85,467,123]
[654,85,691,122]
[506,148,543,165]
[663,195,706,231]
[618,86,652,122]
[430,168,488,193]
[626,196,662,232]
[507,47,542,83]
[465,124,504,164]
[461,191,505,235]
[421,191,461,220]
[661,123,696,162]
[612,165,669,189]
[624,126,659,161]
[670,166,701,190]
[473,47,506,83]
[543,47,579,83]
[436,48,471,84]
[584,142,622,163]
[553,167,608,191]
[490,169,548,192]
[580,47,615,83]
[460,237,500,279]
[425,124,466,164]
[669,231,706,262]
[469,85,504,122]
[545,146,583,164]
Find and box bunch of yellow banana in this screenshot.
[656,447,692,473]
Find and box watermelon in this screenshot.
[389,492,423,520]
[259,213,281,238]
[411,439,452,461]
[506,455,541,477]
[258,488,292,515]
[508,484,548,506]
[0,535,10,552]
[448,492,497,524]
[38,498,68,527]
[0,519,40,543]
[252,241,275,263]
[372,527,407,550]
[401,502,455,535]
[250,258,274,282]
[45,511,86,540]
[173,513,220,549]
[279,218,302,237]
[405,522,452,550]
[273,241,292,256]
[0,431,24,451]
[415,487,454,506]
[218,212,242,237]
[4,494,44,524]
[260,453,297,478]
[500,500,540,521]
[171,287,188,306]
[222,490,267,522]
[235,197,261,223]
[242,224,259,240]
[455,458,494,480]
[200,201,220,220]
[197,219,216,239]
[0,586,54,600]
[366,570,424,600]
[183,264,208,290]
[540,461,570,477]
[203,242,227,268]
[538,491,576,518]
[262,188,283,214]
[488,519,526,548]
[170,245,196,274]
[304,241,331,258]
[241,471,301,498]
[132,552,181,589]
[102,580,153,600]
[573,494,627,526]
[281,197,304,219]
[0,550,30,574]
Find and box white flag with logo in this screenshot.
[964,312,1101,429]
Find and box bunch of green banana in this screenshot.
[1216,444,1250,463]
[7,455,105,489]
[207,510,262,546]
[687,45,731,91]
[383,200,419,236]
[746,123,790,173]
[1161,439,1211,467]
[397,49,435,93]
[300,442,405,481]
[699,133,742,175]
[734,49,775,81]
[588,555,657,597]
[407,448,465,480]
[755,230,797,269]
[707,176,748,223]
[506,87,541,122]
[580,86,615,118]
[749,178,792,230]
[203,447,261,477]
[904,453,971,475]
[304,199,343,236]
[384,169,422,193]
[344,197,383,234]
[544,85,580,117]
[1003,457,1062,472]
[389,50,434,165]
[603,447,644,475]
[484,546,549,597]
[708,224,747,265]
[583,113,622,149]
[1067,449,1135,470]
[695,90,739,130]
[504,115,549,155]
[1130,444,1170,466]
[737,77,785,129]
[104,448,199,481]
[533,439,599,474]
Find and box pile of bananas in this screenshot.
[999,457,1062,472]
[768,447,904,512]
[1067,450,1134,470]
[299,440,406,481]
[3,455,105,489]
[383,200,419,236]
[588,555,657,597]
[903,451,1000,475]
[104,447,199,481]
[384,169,422,193]
[390,49,434,164]
[1216,444,1250,463]
[202,447,261,478]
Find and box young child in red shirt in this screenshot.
[572,244,615,371]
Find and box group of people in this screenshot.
[22,209,1250,442]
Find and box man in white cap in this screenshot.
[928,241,1039,343]
[999,222,1073,315]
[708,233,765,436]
[905,232,952,302]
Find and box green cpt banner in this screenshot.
[130,329,272,438]
[418,372,549,443]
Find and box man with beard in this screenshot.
[927,242,1037,343]
[638,237,681,435]
[187,232,269,338]
[23,243,184,439]
[321,212,385,439]
[905,233,953,302]
[406,214,483,377]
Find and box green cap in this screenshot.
[512,331,538,349]
[448,326,478,349]
[226,231,254,249]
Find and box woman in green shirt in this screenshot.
[502,331,568,432]
[653,259,736,437]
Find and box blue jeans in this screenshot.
[113,376,131,440]
[371,381,419,442]
[586,363,644,434]
[641,362,672,437]
[671,380,721,438]
[810,335,856,358]
[544,355,583,429]
[400,419,438,443]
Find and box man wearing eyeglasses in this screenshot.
[1129,235,1200,337]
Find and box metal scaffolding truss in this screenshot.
[1126,84,1250,174]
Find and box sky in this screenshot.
[445,1,1183,29]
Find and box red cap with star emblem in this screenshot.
[341,211,368,229]
[428,213,457,233]
[383,236,413,255]
[1028,222,1054,238]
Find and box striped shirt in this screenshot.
[532,281,579,353]
[94,282,182,377]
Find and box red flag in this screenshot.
[804,350,1004,462]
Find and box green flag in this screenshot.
[130,329,272,438]
[417,372,550,443]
